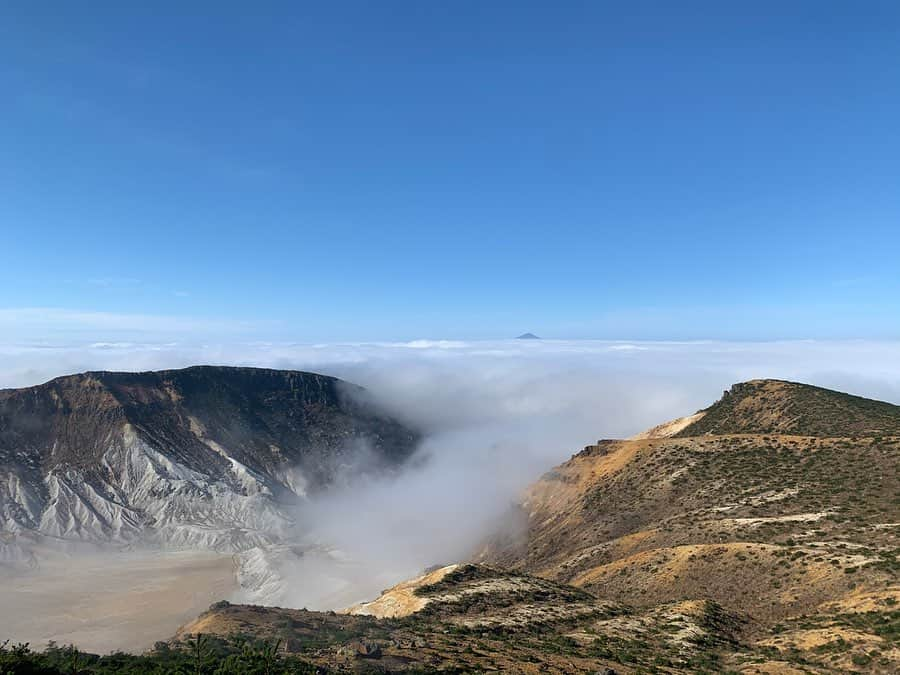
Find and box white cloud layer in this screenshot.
[3,334,900,609]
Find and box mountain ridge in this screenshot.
[675,378,900,437]
[470,378,900,671]
[0,365,418,554]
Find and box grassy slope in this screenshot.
[675,379,900,437]
[478,381,900,672]
[168,564,748,674]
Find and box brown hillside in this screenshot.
[675,379,900,437]
[167,380,900,673]
[477,381,900,672]
[174,564,747,673]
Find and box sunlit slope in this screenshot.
[479,380,900,672]
[676,379,900,437]
[176,564,745,673]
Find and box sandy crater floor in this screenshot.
[0,550,237,654]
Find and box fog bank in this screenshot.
[3,338,900,637]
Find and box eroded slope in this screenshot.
[173,564,745,673]
[479,380,900,672]
[0,366,418,550]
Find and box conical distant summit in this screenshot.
[516,332,540,340]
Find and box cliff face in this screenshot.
[0,366,419,551]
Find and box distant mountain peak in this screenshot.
[516,332,540,340]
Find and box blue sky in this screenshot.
[2,2,899,341]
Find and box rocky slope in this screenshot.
[675,378,900,437]
[175,563,744,673]
[0,366,418,556]
[476,379,900,672]
[163,378,899,673]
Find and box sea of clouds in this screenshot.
[3,335,900,611]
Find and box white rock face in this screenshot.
[0,366,419,604]
[1,426,294,551]
[0,422,305,603]
[1,472,44,533]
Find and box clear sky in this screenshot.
[2,2,899,341]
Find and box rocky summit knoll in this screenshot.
[477,379,900,673]
[674,379,900,438]
[0,365,419,556]
[167,379,898,674]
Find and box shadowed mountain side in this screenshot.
[0,366,419,549]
